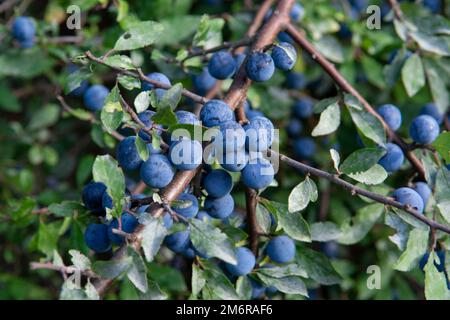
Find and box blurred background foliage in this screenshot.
[0,0,449,299]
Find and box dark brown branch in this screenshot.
[272,151,450,234]
[245,187,259,256]
[84,51,208,105]
[285,24,426,179]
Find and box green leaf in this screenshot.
[385,211,409,251]
[118,74,141,90]
[288,176,318,213]
[100,86,123,133]
[159,15,202,46]
[114,21,165,51]
[103,55,135,70]
[236,276,252,300]
[410,31,450,56]
[151,107,178,127]
[28,104,59,131]
[432,133,450,165]
[92,255,132,279]
[346,164,388,185]
[84,280,100,300]
[159,83,183,110]
[340,148,386,175]
[338,203,384,245]
[311,222,342,242]
[189,219,237,265]
[0,81,21,112]
[193,15,225,47]
[127,247,148,293]
[394,228,428,272]
[256,203,272,235]
[135,136,149,162]
[77,155,95,187]
[64,66,92,94]
[48,201,86,217]
[139,280,168,300]
[384,47,409,87]
[311,101,340,137]
[345,95,386,147]
[435,168,450,223]
[424,58,449,114]
[424,252,450,300]
[257,264,308,279]
[37,221,60,257]
[268,201,311,242]
[69,250,91,271]
[330,148,340,173]
[140,216,167,262]
[92,155,126,218]
[0,49,55,78]
[199,259,240,299]
[134,91,151,113]
[313,36,344,63]
[296,247,341,285]
[361,54,385,89]
[401,54,425,97]
[256,273,308,296]
[191,264,206,299]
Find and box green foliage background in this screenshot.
[0,0,449,300]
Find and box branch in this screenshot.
[84,51,208,105]
[30,262,99,279]
[245,187,259,256]
[285,24,426,179]
[388,0,404,21]
[271,151,450,234]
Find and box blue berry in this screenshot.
[393,187,424,213]
[193,67,217,94]
[116,136,144,171]
[203,169,233,198]
[82,182,107,212]
[85,223,111,253]
[200,99,233,127]
[142,72,171,101]
[277,32,294,44]
[83,85,109,111]
[290,3,305,22]
[234,53,246,71]
[176,110,200,126]
[241,156,274,190]
[377,104,402,131]
[67,65,89,97]
[420,103,443,124]
[246,52,275,82]
[286,119,303,138]
[165,230,191,253]
[414,182,432,206]
[208,51,237,80]
[225,247,256,276]
[378,143,404,173]
[197,210,212,222]
[219,120,246,153]
[409,115,440,145]
[267,235,296,263]
[137,110,162,146]
[244,116,274,152]
[204,193,235,219]
[168,139,203,171]
[271,42,297,71]
[163,213,173,229]
[293,137,316,159]
[171,193,199,219]
[108,213,139,245]
[140,154,175,189]
[286,72,306,90]
[293,97,314,119]
[102,191,113,210]
[221,149,248,172]
[12,16,35,42]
